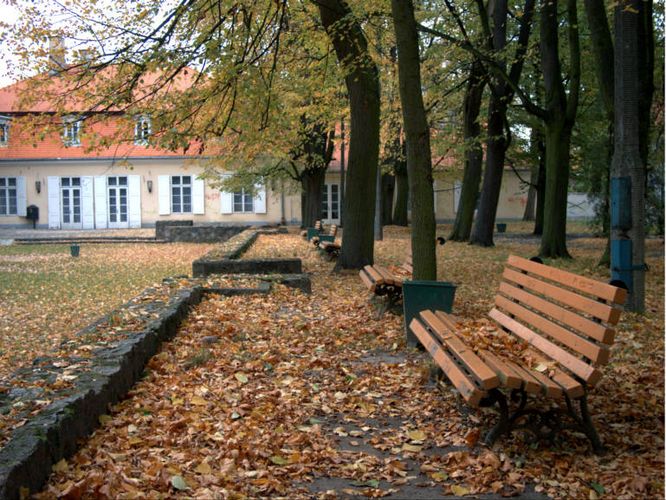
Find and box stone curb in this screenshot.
[0,286,204,500]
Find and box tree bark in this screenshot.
[393,161,409,225]
[470,0,535,247]
[382,173,395,226]
[318,0,380,269]
[301,168,326,228]
[611,0,647,312]
[374,166,383,240]
[534,134,546,235]
[538,0,580,258]
[392,0,436,280]
[449,60,486,242]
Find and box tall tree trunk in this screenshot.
[470,0,535,247]
[374,167,383,240]
[393,162,409,225]
[449,61,486,242]
[301,168,326,228]
[470,92,507,246]
[382,174,395,225]
[534,140,546,235]
[523,126,542,221]
[538,0,580,258]
[611,0,647,312]
[392,0,436,280]
[318,0,380,269]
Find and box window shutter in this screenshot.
[253,183,267,214]
[192,177,205,215]
[16,176,26,216]
[220,175,233,214]
[47,176,60,229]
[128,175,142,227]
[94,176,107,229]
[158,175,171,215]
[81,176,95,229]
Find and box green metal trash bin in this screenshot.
[306,227,320,240]
[70,244,80,257]
[403,280,457,347]
[496,223,507,233]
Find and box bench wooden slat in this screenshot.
[420,311,499,390]
[489,308,602,386]
[433,310,459,332]
[525,367,563,398]
[503,268,622,325]
[549,366,585,399]
[410,319,485,406]
[495,295,611,365]
[507,255,628,305]
[499,282,615,345]
[478,350,522,390]
[500,358,542,394]
[374,265,398,286]
[359,269,377,292]
[364,265,386,285]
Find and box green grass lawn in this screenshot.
[0,242,214,379]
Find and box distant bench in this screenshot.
[409,255,627,453]
[358,250,413,314]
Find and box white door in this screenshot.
[107,176,129,228]
[321,183,340,224]
[60,177,83,229]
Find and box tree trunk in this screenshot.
[301,168,326,228]
[540,120,572,257]
[449,61,485,241]
[392,0,436,280]
[611,0,646,312]
[374,166,383,240]
[382,173,395,225]
[534,144,546,235]
[469,0,535,247]
[538,0,580,258]
[523,126,542,221]
[393,164,409,225]
[470,92,507,246]
[318,0,380,269]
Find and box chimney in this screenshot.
[48,37,66,75]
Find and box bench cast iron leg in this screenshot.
[483,389,509,446]
[578,394,605,455]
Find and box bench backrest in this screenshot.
[314,220,322,231]
[491,255,627,387]
[329,224,338,237]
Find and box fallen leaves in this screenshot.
[15,227,663,498]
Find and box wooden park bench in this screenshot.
[312,224,338,246]
[319,240,341,260]
[409,255,627,453]
[301,220,323,239]
[358,249,413,314]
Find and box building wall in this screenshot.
[0,159,301,228]
[433,169,529,222]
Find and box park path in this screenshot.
[38,231,663,498]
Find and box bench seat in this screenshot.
[409,255,627,453]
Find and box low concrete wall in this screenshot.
[193,258,302,277]
[0,286,203,499]
[155,220,193,240]
[163,225,249,243]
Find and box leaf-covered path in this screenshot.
[39,229,664,498]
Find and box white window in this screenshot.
[0,177,17,215]
[233,189,254,213]
[0,116,9,146]
[63,117,82,146]
[134,115,151,145]
[171,175,192,213]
